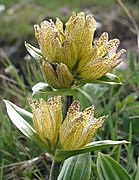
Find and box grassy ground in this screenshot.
[0,0,139,179]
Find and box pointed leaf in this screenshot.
[55,140,129,161]
[58,153,91,180]
[32,82,78,96]
[81,73,122,85]
[4,100,33,121]
[98,73,122,85]
[4,100,47,151]
[32,82,53,95]
[25,42,43,60]
[97,153,132,180]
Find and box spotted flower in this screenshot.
[76,32,126,80]
[34,12,96,70]
[29,96,106,152]
[26,12,126,89]
[29,96,62,153]
[59,100,106,150]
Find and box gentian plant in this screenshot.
[4,12,131,180]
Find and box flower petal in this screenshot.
[39,60,74,89]
[59,102,106,150]
[29,96,62,152]
[59,101,81,149]
[78,115,107,148]
[78,57,123,79]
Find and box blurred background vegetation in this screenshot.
[0,0,139,179]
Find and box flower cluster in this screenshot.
[4,11,128,179]
[29,96,106,154]
[32,12,126,89]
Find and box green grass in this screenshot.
[0,0,132,44]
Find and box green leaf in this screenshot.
[129,51,136,71]
[4,99,33,121]
[54,140,129,161]
[32,82,78,96]
[25,42,43,60]
[81,73,122,85]
[78,88,94,104]
[97,153,132,180]
[4,100,47,151]
[58,153,91,180]
[98,73,122,85]
[32,82,53,95]
[135,157,139,180]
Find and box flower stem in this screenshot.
[49,159,61,180]
[64,95,73,119]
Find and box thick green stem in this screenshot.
[49,159,61,180]
[64,95,73,119]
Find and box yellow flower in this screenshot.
[76,32,126,79]
[29,96,62,154]
[39,59,74,89]
[34,12,96,70]
[59,101,107,150]
[29,96,106,151]
[32,12,126,89]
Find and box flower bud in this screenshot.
[39,58,74,89]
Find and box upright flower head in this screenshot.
[29,96,106,152]
[26,12,126,89]
[34,12,96,70]
[76,32,126,80]
[29,96,62,154]
[59,100,107,150]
